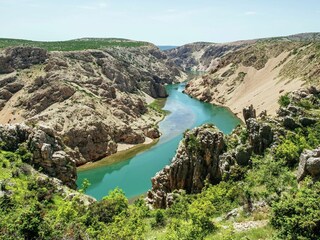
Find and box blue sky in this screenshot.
[1,0,320,45]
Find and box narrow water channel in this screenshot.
[77,83,241,200]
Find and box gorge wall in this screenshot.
[0,43,184,167]
[167,33,320,120]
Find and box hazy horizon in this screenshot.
[1,0,320,45]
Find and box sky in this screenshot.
[1,0,320,45]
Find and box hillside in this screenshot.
[0,43,184,167]
[167,33,320,119]
[0,38,149,51]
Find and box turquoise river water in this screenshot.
[77,83,241,200]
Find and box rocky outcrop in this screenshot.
[147,105,275,208]
[246,119,273,155]
[297,147,320,182]
[0,124,30,150]
[243,105,274,155]
[218,144,252,181]
[243,105,256,122]
[0,47,48,74]
[0,75,25,111]
[147,125,226,208]
[27,125,77,189]
[0,124,77,189]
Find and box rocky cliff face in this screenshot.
[167,34,320,119]
[0,45,183,166]
[0,47,48,74]
[0,124,77,189]
[147,125,226,208]
[166,41,249,72]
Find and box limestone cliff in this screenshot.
[147,125,226,208]
[0,44,183,166]
[167,33,320,119]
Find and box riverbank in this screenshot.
[78,138,159,172]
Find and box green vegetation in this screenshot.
[271,179,320,240]
[186,133,201,152]
[0,38,148,51]
[279,42,320,85]
[278,93,291,107]
[149,98,170,116]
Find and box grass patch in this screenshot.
[0,38,148,51]
[149,98,170,116]
[77,139,159,172]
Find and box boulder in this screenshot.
[144,127,160,139]
[297,147,320,182]
[283,116,300,130]
[299,117,317,127]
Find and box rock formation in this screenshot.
[0,47,48,74]
[147,124,226,208]
[0,124,77,189]
[243,105,256,123]
[246,119,273,155]
[297,147,320,182]
[0,45,183,166]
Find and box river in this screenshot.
[77,83,241,200]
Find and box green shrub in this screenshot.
[297,99,314,110]
[151,210,166,228]
[275,139,300,167]
[278,93,290,107]
[186,133,201,152]
[239,128,249,144]
[275,133,309,167]
[16,143,33,164]
[79,178,91,194]
[271,180,320,239]
[86,188,128,225]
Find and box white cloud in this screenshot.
[245,11,257,15]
